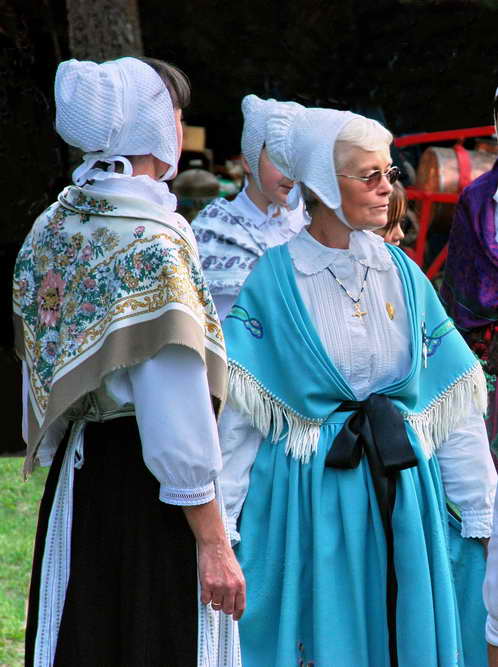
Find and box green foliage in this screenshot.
[0,459,47,666]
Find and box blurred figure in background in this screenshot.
[440,89,498,454]
[173,167,220,223]
[375,180,407,246]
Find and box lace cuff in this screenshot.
[461,508,494,538]
[227,517,241,547]
[159,481,215,507]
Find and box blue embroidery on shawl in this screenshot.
[423,318,455,357]
[226,304,263,339]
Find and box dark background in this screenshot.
[1,0,497,452]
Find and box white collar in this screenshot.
[85,171,177,212]
[289,227,393,278]
[231,186,305,232]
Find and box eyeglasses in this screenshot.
[337,165,401,189]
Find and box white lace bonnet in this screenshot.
[55,57,178,185]
[241,94,306,200]
[266,106,361,218]
[240,94,277,190]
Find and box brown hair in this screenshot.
[384,181,407,234]
[138,57,191,109]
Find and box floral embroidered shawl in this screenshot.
[13,186,226,471]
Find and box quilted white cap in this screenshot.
[241,94,307,194]
[55,57,178,184]
[240,94,277,190]
[267,106,360,214]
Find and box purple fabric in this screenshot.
[440,160,498,330]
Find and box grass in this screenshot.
[0,458,47,666]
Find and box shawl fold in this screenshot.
[13,186,227,472]
[223,243,487,462]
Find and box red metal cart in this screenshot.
[393,125,496,279]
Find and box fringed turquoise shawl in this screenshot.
[223,243,487,461]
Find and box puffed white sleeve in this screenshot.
[123,344,222,506]
[484,485,498,645]
[436,401,497,538]
[218,403,263,545]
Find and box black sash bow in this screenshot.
[326,394,418,667]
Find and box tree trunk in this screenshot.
[66,0,143,61]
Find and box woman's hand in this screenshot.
[489,642,498,667]
[197,539,246,620]
[183,499,246,620]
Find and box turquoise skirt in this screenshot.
[236,414,486,667]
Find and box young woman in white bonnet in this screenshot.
[14,56,244,666]
[219,105,496,666]
[192,94,308,321]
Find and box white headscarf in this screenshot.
[241,94,305,209]
[241,94,277,191]
[55,57,178,186]
[267,106,364,228]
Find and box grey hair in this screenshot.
[301,115,393,215]
[334,117,393,172]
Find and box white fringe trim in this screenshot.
[228,362,322,463]
[228,360,488,464]
[405,362,488,459]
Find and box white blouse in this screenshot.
[213,186,307,321]
[25,174,221,506]
[220,228,497,541]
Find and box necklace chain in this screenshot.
[327,265,369,318]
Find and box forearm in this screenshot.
[183,499,246,620]
[489,643,498,667]
[182,499,227,546]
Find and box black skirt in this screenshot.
[25,417,198,667]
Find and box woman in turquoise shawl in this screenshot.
[219,107,496,666]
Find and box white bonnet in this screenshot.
[267,106,362,213]
[55,57,178,184]
[241,94,307,193]
[240,94,277,190]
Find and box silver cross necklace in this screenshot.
[327,265,370,319]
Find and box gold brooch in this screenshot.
[386,302,395,320]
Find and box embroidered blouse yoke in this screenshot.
[192,186,307,321]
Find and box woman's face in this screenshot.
[381,222,405,246]
[258,148,294,206]
[338,148,393,230]
[175,108,184,154]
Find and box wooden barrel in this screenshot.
[415,146,496,228]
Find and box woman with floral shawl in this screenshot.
[14,57,244,666]
[219,106,496,666]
